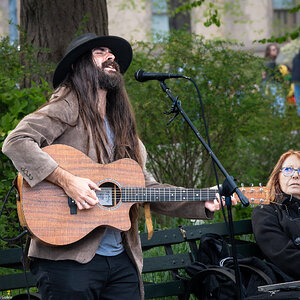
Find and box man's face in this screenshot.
[92,47,120,73]
[92,47,123,91]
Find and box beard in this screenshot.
[97,60,124,91]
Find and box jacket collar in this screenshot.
[279,193,300,205]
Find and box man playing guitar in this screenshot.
[3,33,226,300]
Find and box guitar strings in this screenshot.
[95,187,268,203]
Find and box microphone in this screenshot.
[135,69,184,82]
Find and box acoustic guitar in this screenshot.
[16,144,268,246]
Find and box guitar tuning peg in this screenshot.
[259,183,264,192]
[241,183,245,191]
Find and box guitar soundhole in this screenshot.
[96,182,121,208]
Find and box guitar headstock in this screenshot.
[238,184,269,206]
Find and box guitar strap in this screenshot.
[144,203,153,240]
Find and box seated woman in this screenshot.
[252,150,300,280]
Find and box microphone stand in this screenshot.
[159,80,249,300]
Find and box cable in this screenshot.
[184,76,229,227]
[0,182,28,242]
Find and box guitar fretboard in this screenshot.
[122,188,216,202]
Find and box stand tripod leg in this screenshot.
[226,196,245,300]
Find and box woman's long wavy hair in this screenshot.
[264,43,279,59]
[266,150,300,202]
[39,51,142,238]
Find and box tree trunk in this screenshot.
[20,0,108,88]
[169,0,191,32]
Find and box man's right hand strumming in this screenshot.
[47,166,100,210]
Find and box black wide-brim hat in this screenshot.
[53,33,133,88]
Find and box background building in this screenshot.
[0,0,299,56]
[108,0,300,56]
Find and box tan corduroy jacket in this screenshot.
[2,87,213,299]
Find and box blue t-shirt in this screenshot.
[96,118,124,256]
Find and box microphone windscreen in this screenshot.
[134,69,145,82]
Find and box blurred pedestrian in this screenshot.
[263,43,280,81]
[262,44,287,114]
[291,49,300,115]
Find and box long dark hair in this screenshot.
[64,52,142,166]
[264,43,279,59]
[68,52,142,237]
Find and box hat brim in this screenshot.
[53,36,132,88]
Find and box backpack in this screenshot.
[185,261,237,300]
[196,233,231,265]
[184,233,293,299]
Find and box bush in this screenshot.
[0,36,51,249]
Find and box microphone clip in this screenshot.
[164,96,180,125]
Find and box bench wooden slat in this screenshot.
[182,219,253,240]
[143,253,192,273]
[0,272,36,290]
[141,227,185,249]
[0,248,23,268]
[144,281,186,298]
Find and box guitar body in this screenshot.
[17,144,145,246]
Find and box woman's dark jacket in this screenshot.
[292,52,300,84]
[252,194,300,280]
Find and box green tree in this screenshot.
[20,0,109,87]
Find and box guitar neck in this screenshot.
[123,187,215,202]
[116,186,268,205]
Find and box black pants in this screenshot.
[30,251,140,300]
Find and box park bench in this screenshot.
[0,219,261,299]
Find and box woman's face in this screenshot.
[269,45,278,59]
[279,154,300,199]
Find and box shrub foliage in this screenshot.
[0,37,50,248]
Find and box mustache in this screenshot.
[101,60,120,72]
[97,61,124,91]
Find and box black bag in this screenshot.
[196,233,231,265]
[185,233,293,299]
[185,261,237,299]
[185,233,240,299]
[224,257,276,297]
